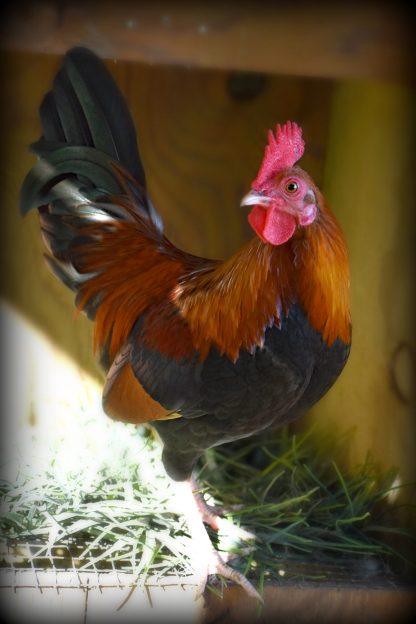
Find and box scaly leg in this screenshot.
[189,475,255,540]
[173,479,262,602]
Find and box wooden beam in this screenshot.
[204,584,416,624]
[2,1,412,82]
[1,569,415,623]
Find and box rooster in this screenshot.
[20,48,351,600]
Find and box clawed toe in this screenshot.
[208,550,264,603]
[173,478,262,603]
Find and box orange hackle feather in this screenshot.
[75,188,350,365]
[174,239,294,361]
[297,201,351,346]
[175,197,350,360]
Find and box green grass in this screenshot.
[1,419,415,591]
[198,427,416,585]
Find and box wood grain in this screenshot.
[305,78,416,515]
[204,584,416,624]
[1,1,412,82]
[1,569,414,624]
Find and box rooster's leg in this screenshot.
[189,475,255,540]
[174,479,262,602]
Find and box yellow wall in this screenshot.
[306,80,415,488]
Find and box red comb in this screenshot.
[251,121,305,190]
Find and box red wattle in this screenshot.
[248,205,296,246]
[247,205,267,240]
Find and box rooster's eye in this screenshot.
[285,181,298,193]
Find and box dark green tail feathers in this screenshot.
[20,47,162,231]
[20,46,163,315]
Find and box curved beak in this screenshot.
[240,190,272,207]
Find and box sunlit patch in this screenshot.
[386,475,402,504]
[170,284,183,301]
[204,492,216,507]
[215,516,255,551]
[0,301,152,486]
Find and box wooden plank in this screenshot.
[1,569,414,624]
[304,78,416,507]
[0,570,202,622]
[203,584,416,624]
[0,571,87,624]
[1,1,412,82]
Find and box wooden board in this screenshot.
[1,569,415,624]
[204,584,416,624]
[306,78,416,512]
[1,2,412,82]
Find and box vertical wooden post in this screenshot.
[308,79,415,489]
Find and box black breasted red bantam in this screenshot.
[20,48,351,600]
